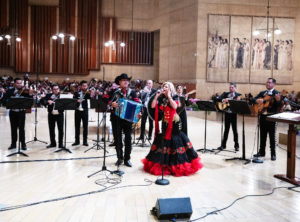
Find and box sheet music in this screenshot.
[60,94,73,99]
[269,112,300,120]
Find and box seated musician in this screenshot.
[253,78,281,161]
[111,73,141,167]
[2,78,33,150]
[41,84,64,149]
[217,82,241,151]
[72,80,93,146]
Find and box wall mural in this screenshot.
[229,16,251,83]
[207,15,229,82]
[207,14,295,84]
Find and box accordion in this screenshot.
[115,98,142,123]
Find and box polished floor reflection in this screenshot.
[0,107,299,222]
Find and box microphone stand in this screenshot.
[26,64,47,145]
[155,100,169,185]
[88,95,124,178]
[26,13,47,146]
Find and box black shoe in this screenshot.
[115,159,123,166]
[253,152,265,158]
[217,146,225,150]
[124,160,132,167]
[271,155,276,161]
[46,144,56,148]
[83,142,89,146]
[21,146,27,151]
[72,142,80,146]
[8,145,16,150]
[109,142,116,147]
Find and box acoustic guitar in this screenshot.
[252,95,275,116]
[217,101,230,112]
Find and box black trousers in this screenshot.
[259,115,276,155]
[179,110,188,136]
[115,117,133,161]
[74,110,88,143]
[222,112,239,147]
[48,113,64,146]
[9,110,26,146]
[140,107,153,139]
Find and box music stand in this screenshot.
[225,100,251,164]
[54,98,77,153]
[88,98,124,178]
[196,101,216,153]
[85,98,107,153]
[6,97,34,157]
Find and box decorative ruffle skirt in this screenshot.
[142,131,203,177]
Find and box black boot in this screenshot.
[253,150,265,157]
[234,143,239,151]
[72,141,80,146]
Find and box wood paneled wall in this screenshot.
[31,6,56,73]
[0,0,8,28]
[15,0,28,72]
[0,40,10,67]
[74,0,101,74]
[1,0,154,74]
[0,0,28,70]
[115,31,153,65]
[101,17,154,65]
[0,0,10,67]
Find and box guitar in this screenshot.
[252,95,276,116]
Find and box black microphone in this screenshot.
[282,96,300,109]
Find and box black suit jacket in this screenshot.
[254,89,281,114]
[1,88,33,107]
[218,92,241,101]
[73,91,91,110]
[41,93,64,114]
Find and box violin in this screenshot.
[15,87,35,96]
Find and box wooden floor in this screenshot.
[0,107,299,222]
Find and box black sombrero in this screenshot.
[114,73,132,85]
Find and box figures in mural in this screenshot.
[243,38,250,69]
[207,35,228,69]
[207,31,293,72]
[251,38,273,70]
[274,39,293,71]
[230,37,250,69]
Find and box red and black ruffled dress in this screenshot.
[142,95,203,177]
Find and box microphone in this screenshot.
[282,96,300,109]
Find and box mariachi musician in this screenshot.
[253,78,281,161]
[138,80,156,141]
[41,84,64,149]
[111,73,141,167]
[176,85,191,136]
[72,80,94,146]
[2,78,33,150]
[217,82,241,151]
